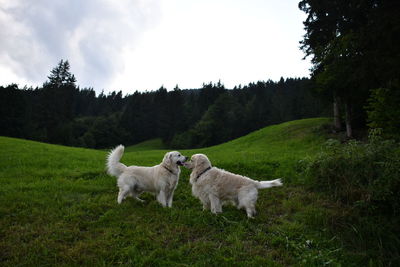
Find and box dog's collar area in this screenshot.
[195,166,212,182]
[163,165,175,175]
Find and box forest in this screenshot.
[0,63,327,149]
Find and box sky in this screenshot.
[0,0,311,94]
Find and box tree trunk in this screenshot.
[333,94,341,132]
[345,101,353,138]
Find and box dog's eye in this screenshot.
[178,154,181,157]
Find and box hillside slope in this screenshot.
[124,138,166,152]
[195,117,330,181]
[1,118,348,266]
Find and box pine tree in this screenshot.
[41,59,78,144]
[46,59,77,87]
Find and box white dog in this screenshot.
[184,154,282,218]
[106,145,187,207]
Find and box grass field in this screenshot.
[0,118,354,266]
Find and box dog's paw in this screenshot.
[246,209,257,218]
[211,209,222,215]
[135,197,145,203]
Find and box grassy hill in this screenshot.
[125,139,167,152]
[0,118,351,266]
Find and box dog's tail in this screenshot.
[106,145,127,177]
[256,178,283,189]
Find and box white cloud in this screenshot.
[0,0,161,90]
[0,0,310,93]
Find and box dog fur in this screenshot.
[106,145,187,207]
[184,154,282,217]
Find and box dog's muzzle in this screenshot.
[177,156,188,166]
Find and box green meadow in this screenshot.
[1,118,352,266]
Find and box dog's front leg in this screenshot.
[202,201,210,211]
[157,190,168,207]
[200,197,210,210]
[166,190,174,208]
[209,194,222,214]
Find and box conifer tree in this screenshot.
[46,59,76,87]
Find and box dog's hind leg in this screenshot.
[238,187,258,218]
[209,194,222,214]
[117,187,130,204]
[129,190,145,202]
[245,204,257,218]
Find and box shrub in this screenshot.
[304,130,400,263]
[306,130,400,215]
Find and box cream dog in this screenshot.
[106,145,187,207]
[184,154,282,217]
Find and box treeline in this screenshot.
[0,60,327,149]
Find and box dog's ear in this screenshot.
[163,152,172,167]
[195,155,210,170]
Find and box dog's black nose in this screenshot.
[185,156,189,161]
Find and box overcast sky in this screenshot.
[0,0,310,94]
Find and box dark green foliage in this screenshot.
[306,133,400,212]
[170,79,328,148]
[366,85,400,139]
[173,93,246,148]
[0,64,326,148]
[299,0,400,136]
[304,131,400,264]
[298,5,400,261]
[0,84,30,138]
[77,114,129,149]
